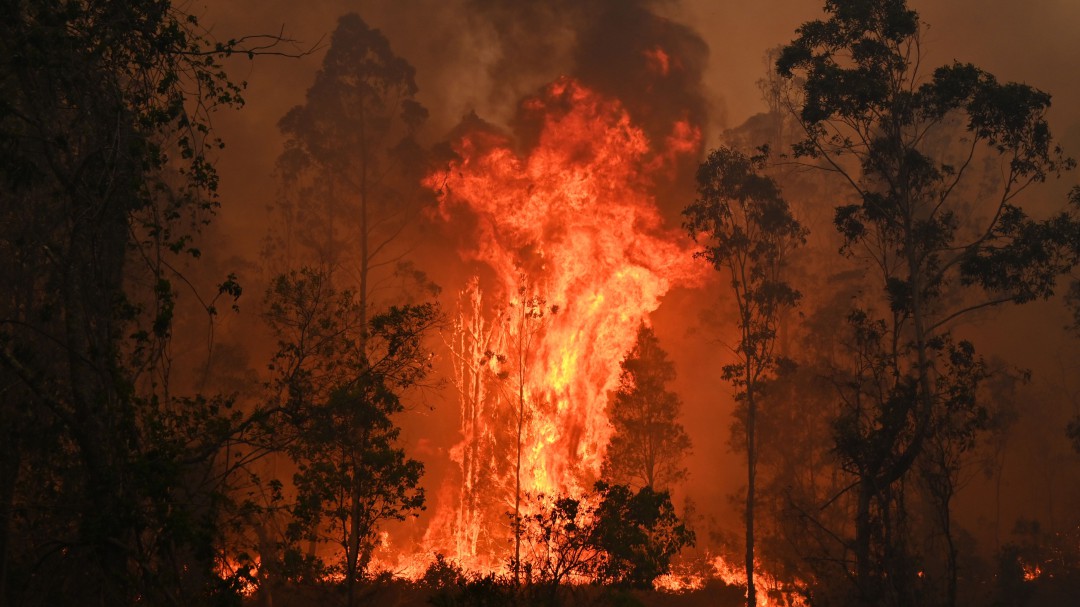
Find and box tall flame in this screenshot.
[420,77,705,570]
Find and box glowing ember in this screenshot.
[654,555,807,607]
[419,76,704,571]
[217,557,259,596]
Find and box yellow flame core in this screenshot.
[412,76,704,573]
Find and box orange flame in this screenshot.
[654,555,807,607]
[419,76,705,570]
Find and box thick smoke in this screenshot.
[463,0,709,220]
[467,0,709,133]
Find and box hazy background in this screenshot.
[186,0,1080,553]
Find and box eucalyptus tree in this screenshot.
[777,0,1080,603]
[685,147,805,607]
[268,16,437,604]
[273,12,431,314]
[264,269,435,607]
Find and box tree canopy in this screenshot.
[601,323,691,491]
[776,0,1080,604]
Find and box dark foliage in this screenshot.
[777,0,1080,604]
[601,324,691,491]
[512,482,694,596]
[684,145,804,607]
[592,482,695,588]
[0,2,295,605]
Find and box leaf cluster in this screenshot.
[684,146,804,393]
[778,0,1078,320]
[512,482,694,591]
[263,267,437,580]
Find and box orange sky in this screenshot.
[191,0,1080,552]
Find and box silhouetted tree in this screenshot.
[778,0,1080,604]
[273,12,431,305]
[684,146,804,607]
[516,492,603,599]
[514,482,693,598]
[266,16,436,605]
[601,323,691,491]
[264,269,435,606]
[591,481,695,589]
[509,274,553,587]
[1064,186,1080,335]
[0,2,299,604]
[916,337,992,606]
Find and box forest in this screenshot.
[2,1,1079,606]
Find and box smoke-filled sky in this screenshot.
[203,0,1080,245]
[194,0,1080,547]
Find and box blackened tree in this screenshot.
[684,147,804,607]
[777,0,1080,604]
[601,323,691,491]
[512,276,554,586]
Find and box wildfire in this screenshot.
[643,46,672,76]
[419,76,704,571]
[654,555,807,607]
[217,557,259,597]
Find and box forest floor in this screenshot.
[245,578,750,607]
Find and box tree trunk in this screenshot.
[855,479,874,605]
[745,382,757,607]
[945,519,958,607]
[347,476,362,607]
[514,295,526,587]
[64,184,139,604]
[0,433,18,605]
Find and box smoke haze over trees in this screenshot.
[2,1,1080,606]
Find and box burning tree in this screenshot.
[509,276,556,586]
[777,0,1080,603]
[423,77,704,572]
[439,280,511,569]
[684,147,805,607]
[601,323,692,491]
